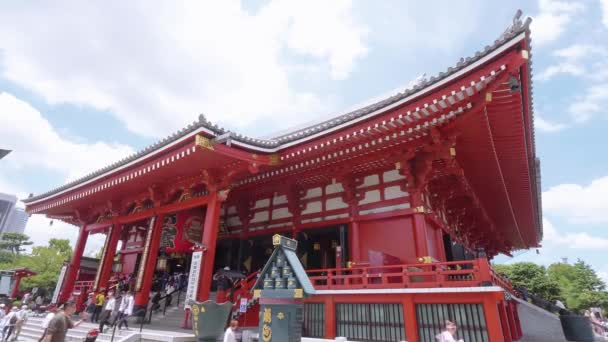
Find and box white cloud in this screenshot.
[531,0,585,46]
[534,114,568,132]
[542,218,608,249]
[0,92,134,182]
[543,176,608,224]
[537,44,607,81]
[23,214,104,256]
[0,1,368,138]
[568,83,608,122]
[601,0,608,27]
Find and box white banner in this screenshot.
[184,250,203,309]
[239,298,248,313]
[52,264,68,304]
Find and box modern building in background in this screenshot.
[0,193,29,235]
[0,149,11,160]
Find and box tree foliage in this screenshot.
[495,260,608,312]
[494,262,562,301]
[0,237,72,293]
[547,260,607,311]
[0,232,33,255]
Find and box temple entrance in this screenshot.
[297,225,348,270]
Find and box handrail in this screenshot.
[146,285,186,324]
[304,258,517,291]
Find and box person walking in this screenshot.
[13,305,28,341]
[222,320,238,342]
[98,292,115,334]
[2,307,18,342]
[44,301,84,342]
[0,305,7,341]
[116,291,133,330]
[38,308,57,342]
[91,291,105,323]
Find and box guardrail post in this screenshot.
[477,258,493,285]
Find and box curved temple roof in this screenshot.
[24,11,535,206]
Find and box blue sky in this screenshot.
[1,0,607,280]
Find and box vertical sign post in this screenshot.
[52,264,68,304]
[184,249,203,309]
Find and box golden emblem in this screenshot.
[294,288,303,299]
[262,324,272,342]
[277,312,285,320]
[191,304,200,318]
[195,134,214,150]
[263,308,272,323]
[272,234,282,246]
[253,289,261,299]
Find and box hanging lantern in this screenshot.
[156,255,168,271]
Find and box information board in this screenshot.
[184,250,203,309]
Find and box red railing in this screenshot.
[306,258,517,294]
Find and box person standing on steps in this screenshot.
[13,305,28,341]
[38,307,57,342]
[116,291,134,330]
[91,291,105,323]
[2,307,18,342]
[98,291,116,334]
[45,301,84,342]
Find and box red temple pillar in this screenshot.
[10,274,23,299]
[97,224,122,292]
[59,225,89,303]
[410,191,429,258]
[498,300,513,342]
[197,191,223,301]
[483,295,504,342]
[134,215,164,310]
[349,204,361,263]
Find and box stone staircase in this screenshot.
[18,315,139,342]
[18,312,196,342]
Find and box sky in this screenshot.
[1,0,607,280]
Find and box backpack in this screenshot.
[9,314,17,325]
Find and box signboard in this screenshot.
[52,264,68,304]
[239,298,248,313]
[93,227,112,290]
[184,250,203,309]
[160,215,178,249]
[184,215,203,244]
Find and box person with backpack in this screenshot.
[13,305,28,341]
[38,307,57,342]
[2,307,19,342]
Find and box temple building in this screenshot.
[24,12,539,342]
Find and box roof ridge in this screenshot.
[24,10,531,204]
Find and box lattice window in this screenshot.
[336,303,405,342]
[416,303,488,342]
[302,303,325,338]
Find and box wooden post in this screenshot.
[498,300,512,342]
[134,215,164,310]
[324,296,336,339]
[197,191,223,301]
[510,301,523,339]
[412,213,429,257]
[10,274,23,299]
[349,219,361,262]
[97,224,122,292]
[483,295,504,342]
[59,224,89,303]
[403,295,419,342]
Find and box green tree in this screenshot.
[548,260,607,311]
[0,232,33,255]
[493,262,562,301]
[19,245,68,290]
[48,239,72,260]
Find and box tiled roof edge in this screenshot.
[25,11,531,204]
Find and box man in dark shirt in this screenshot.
[45,301,83,342]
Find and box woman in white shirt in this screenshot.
[437,320,464,342]
[117,291,134,330]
